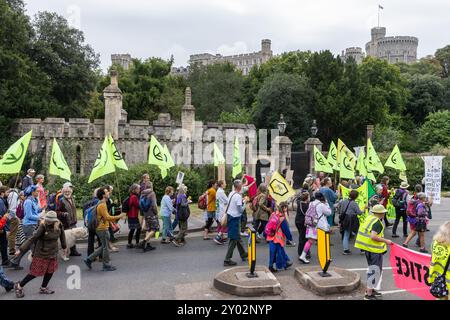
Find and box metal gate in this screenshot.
[290,151,310,189]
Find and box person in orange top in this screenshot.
[267,202,293,272]
[35,175,48,210]
[83,186,125,272]
[203,181,217,240]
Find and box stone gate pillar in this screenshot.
[103,70,122,140]
[304,137,323,173]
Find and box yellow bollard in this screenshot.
[317,228,332,277]
[246,226,257,278]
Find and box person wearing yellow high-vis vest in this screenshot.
[355,204,393,300]
[429,221,450,300]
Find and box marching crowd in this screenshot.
[0,168,448,300]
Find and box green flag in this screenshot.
[160,167,168,179]
[232,137,242,178]
[108,135,128,170]
[0,130,32,174]
[148,135,168,168]
[384,144,406,171]
[313,146,333,173]
[327,141,337,167]
[88,137,116,183]
[356,149,367,176]
[366,139,384,174]
[339,145,355,179]
[213,143,225,167]
[160,144,175,178]
[49,139,71,181]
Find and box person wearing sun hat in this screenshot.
[392,181,410,238]
[13,211,67,298]
[355,204,393,300]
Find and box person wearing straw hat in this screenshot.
[392,181,410,238]
[13,211,67,298]
[355,204,392,300]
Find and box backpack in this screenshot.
[304,202,320,228]
[178,197,190,221]
[47,190,63,211]
[16,201,24,220]
[198,194,207,210]
[406,198,418,217]
[82,198,99,226]
[84,203,100,232]
[139,195,152,213]
[392,189,407,209]
[265,213,281,237]
[121,196,130,213]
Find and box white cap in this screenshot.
[63,182,73,189]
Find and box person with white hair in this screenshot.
[369,184,384,209]
[56,183,79,256]
[21,169,35,191]
[173,184,190,246]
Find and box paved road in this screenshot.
[1,199,448,300]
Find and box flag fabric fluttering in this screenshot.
[384,144,406,171]
[88,137,116,183]
[313,146,333,174]
[327,141,337,168]
[0,130,32,174]
[232,136,242,178]
[356,149,367,177]
[268,171,296,204]
[148,135,167,168]
[49,138,72,181]
[160,144,175,179]
[108,135,128,171]
[213,143,225,167]
[366,139,384,174]
[339,145,356,179]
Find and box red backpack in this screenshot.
[265,212,281,237]
[406,198,418,217]
[198,194,207,210]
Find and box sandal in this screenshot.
[39,287,55,294]
[14,283,24,298]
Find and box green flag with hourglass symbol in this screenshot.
[384,144,406,171]
[366,139,384,174]
[339,146,355,179]
[88,137,116,183]
[108,135,128,171]
[313,146,333,173]
[49,139,72,181]
[232,136,242,178]
[0,130,32,174]
[327,141,337,168]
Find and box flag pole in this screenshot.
[14,171,21,189]
[114,170,122,205]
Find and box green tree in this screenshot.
[435,45,450,78]
[419,110,450,149]
[397,56,442,77]
[30,11,100,117]
[188,63,244,122]
[218,107,252,124]
[253,72,315,148]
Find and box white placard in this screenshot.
[422,156,445,204]
[176,171,185,185]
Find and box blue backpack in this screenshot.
[83,199,100,231]
[139,196,152,213]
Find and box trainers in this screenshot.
[286,240,296,247]
[373,290,382,297]
[299,257,310,264]
[102,265,117,272]
[343,250,352,255]
[269,266,278,273]
[391,234,399,238]
[364,294,377,300]
[285,261,293,269]
[214,237,224,245]
[240,232,249,237]
[83,258,92,270]
[14,283,24,298]
[223,260,237,266]
[172,239,182,247]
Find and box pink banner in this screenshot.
[389,243,434,300]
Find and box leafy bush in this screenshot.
[419,110,450,149]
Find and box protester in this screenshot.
[21,169,35,191]
[126,184,141,248]
[299,192,331,264]
[391,182,410,238]
[369,184,383,208]
[214,180,228,245]
[7,177,22,256]
[294,191,310,261]
[13,192,26,252]
[56,183,80,256]
[35,174,47,210]
[0,264,14,292]
[339,190,364,255]
[173,184,190,246]
[429,221,450,300]
[314,172,325,191]
[355,204,392,300]
[0,186,10,266]
[139,174,151,229]
[203,181,217,240]
[403,192,429,253]
[84,187,126,271]
[85,188,100,257]
[380,176,393,227]
[105,185,121,250]
[253,184,271,242]
[138,185,159,252]
[9,185,42,270]
[267,202,293,272]
[160,186,176,244]
[223,180,247,266]
[320,177,338,227]
[13,211,66,298]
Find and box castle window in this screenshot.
[75,145,81,174]
[122,152,126,161]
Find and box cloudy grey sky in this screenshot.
[25,0,450,72]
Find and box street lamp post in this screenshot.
[277,114,286,135]
[311,119,318,137]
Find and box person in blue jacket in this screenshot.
[267,202,293,272]
[320,177,338,226]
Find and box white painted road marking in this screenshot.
[346,267,393,271]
